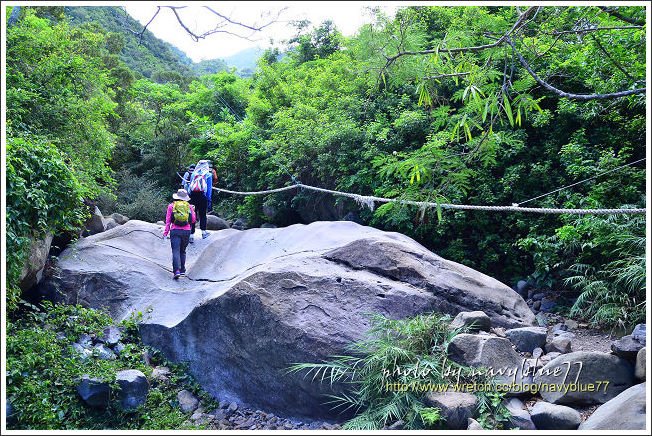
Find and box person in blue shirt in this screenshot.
[187,160,215,242]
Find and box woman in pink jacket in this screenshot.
[163,189,197,279]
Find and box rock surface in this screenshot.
[44,220,534,419]
[530,401,581,430]
[206,215,230,230]
[533,351,635,405]
[116,369,149,411]
[77,375,111,408]
[505,327,547,353]
[20,234,53,291]
[178,390,200,413]
[84,206,107,235]
[447,334,531,391]
[635,347,646,380]
[449,311,491,333]
[504,398,536,430]
[578,383,646,430]
[423,391,477,430]
[611,335,645,361]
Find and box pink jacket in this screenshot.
[163,202,196,236]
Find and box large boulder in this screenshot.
[578,383,646,430]
[44,220,534,419]
[533,351,635,405]
[19,233,53,291]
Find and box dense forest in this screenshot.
[3,5,648,430]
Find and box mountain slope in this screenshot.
[64,6,195,79]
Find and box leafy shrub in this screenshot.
[288,313,510,430]
[6,136,86,311]
[565,215,646,330]
[111,170,168,223]
[6,302,216,430]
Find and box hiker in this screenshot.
[181,164,195,192]
[162,189,196,280]
[187,159,214,242]
[207,160,218,212]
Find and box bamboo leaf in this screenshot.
[503,94,514,127]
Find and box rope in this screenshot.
[213,185,299,196]
[517,158,647,206]
[210,183,646,215]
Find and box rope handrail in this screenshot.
[212,183,646,215]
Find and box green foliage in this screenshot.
[564,215,646,330]
[6,136,86,311]
[64,6,196,83]
[6,302,216,430]
[108,170,168,223]
[475,391,511,429]
[6,9,117,200]
[288,313,500,430]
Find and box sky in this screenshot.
[125,2,401,62]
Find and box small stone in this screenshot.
[152,366,171,383]
[545,336,572,354]
[228,402,238,412]
[540,298,556,312]
[211,408,227,421]
[505,327,547,353]
[467,418,484,430]
[552,331,576,340]
[93,343,117,360]
[530,401,581,430]
[424,391,477,430]
[78,333,93,349]
[532,347,544,359]
[71,343,92,360]
[631,324,646,345]
[611,335,644,361]
[386,420,404,430]
[116,369,149,411]
[113,342,126,356]
[142,350,152,365]
[536,313,549,327]
[98,326,123,346]
[564,319,579,330]
[77,375,111,408]
[177,389,200,413]
[504,398,536,430]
